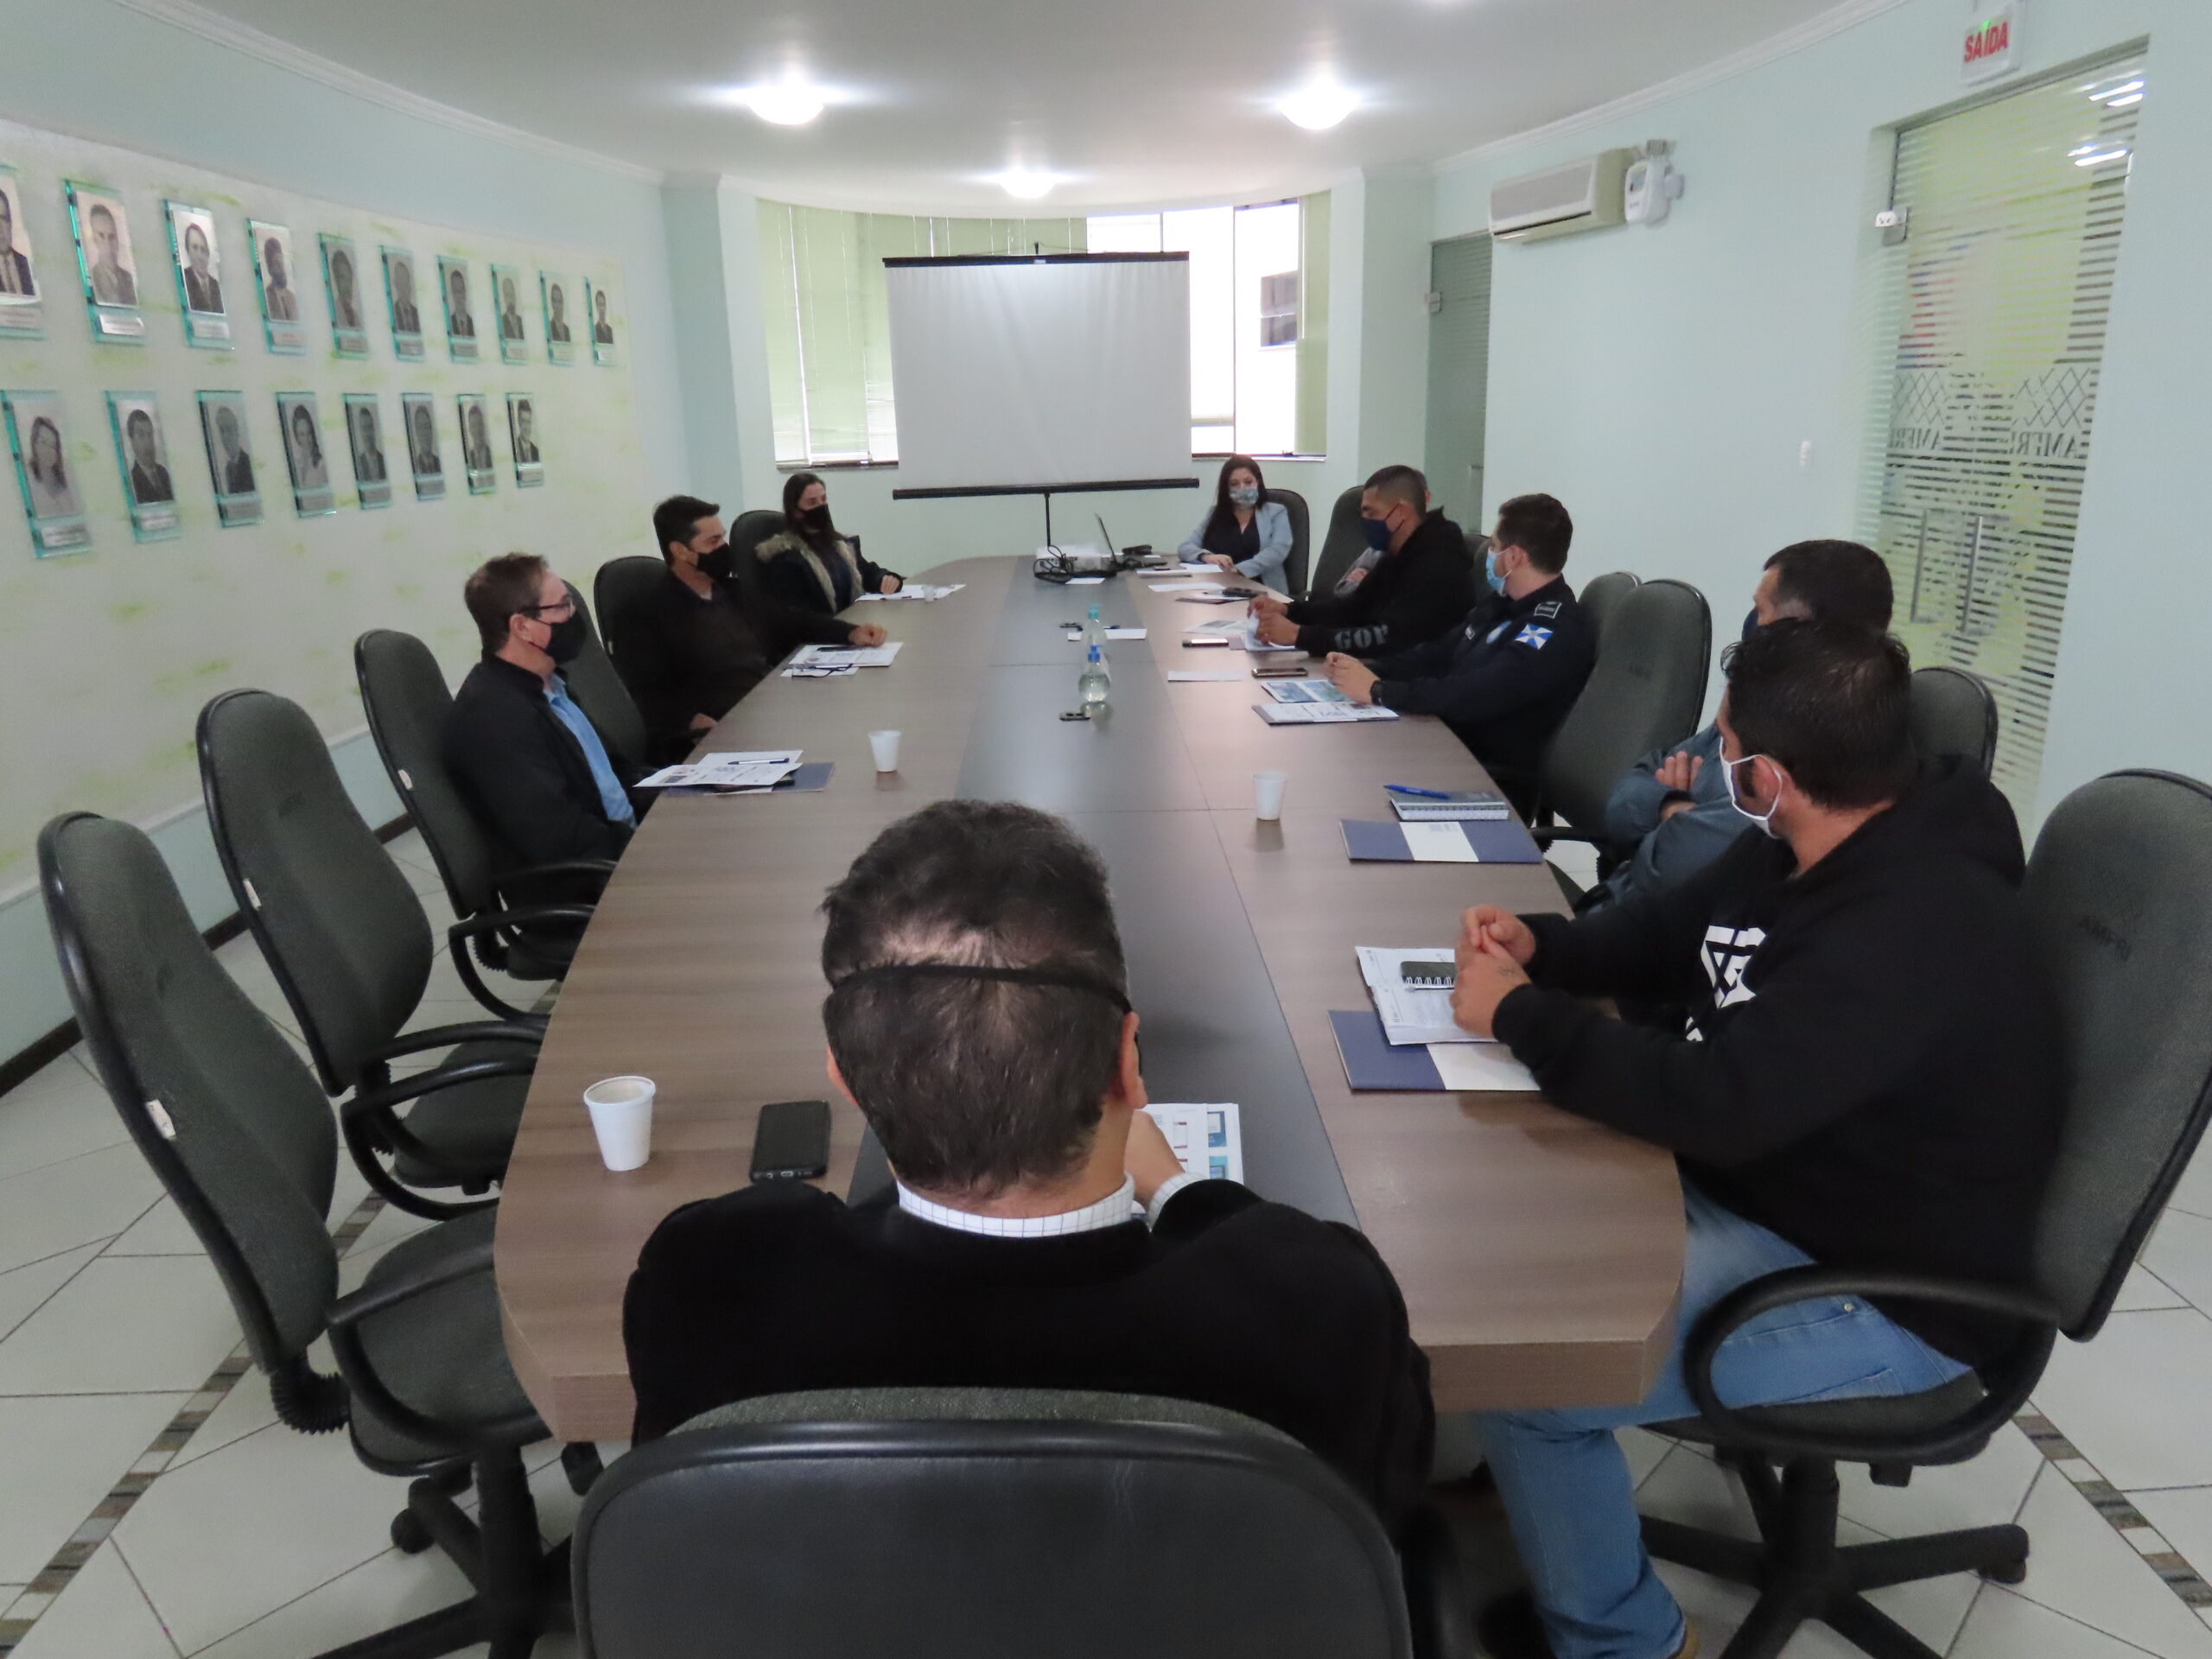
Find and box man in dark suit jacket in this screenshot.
[624,799,1436,1529]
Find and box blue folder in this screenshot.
[1338,817,1542,864]
[1328,1008,1447,1090]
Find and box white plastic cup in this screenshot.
[583,1076,655,1172]
[869,729,902,772]
[1254,771,1287,822]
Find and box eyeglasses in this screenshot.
[515,596,575,620]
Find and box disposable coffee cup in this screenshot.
[583,1076,655,1172]
[869,729,901,772]
[1254,771,1287,822]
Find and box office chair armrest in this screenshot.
[446,905,595,1020]
[327,1235,495,1329]
[365,1020,544,1066]
[1681,1265,2059,1465]
[340,1055,537,1221]
[493,859,617,903]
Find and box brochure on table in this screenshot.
[638,750,803,791]
[1141,1103,1243,1185]
[1356,946,1491,1046]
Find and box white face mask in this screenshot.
[1725,752,1784,838]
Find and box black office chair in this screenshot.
[1308,484,1368,599]
[1268,486,1311,596]
[590,554,666,688]
[39,811,565,1659]
[1577,570,1641,648]
[198,689,558,1218]
[355,629,605,996]
[575,1387,1471,1659]
[562,587,649,769]
[1909,666,1999,780]
[1637,769,2212,1659]
[729,507,788,589]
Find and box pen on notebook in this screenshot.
[1386,785,1450,799]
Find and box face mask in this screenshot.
[1742,608,1761,645]
[1484,548,1510,595]
[1229,486,1260,509]
[699,546,736,582]
[541,611,588,664]
[1725,753,1783,838]
[1359,513,1395,553]
[799,505,830,531]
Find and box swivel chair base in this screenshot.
[1641,1452,2027,1659]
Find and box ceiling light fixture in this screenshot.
[992,169,1058,200]
[1279,82,1357,131]
[744,84,826,125]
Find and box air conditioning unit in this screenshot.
[1489,149,1634,242]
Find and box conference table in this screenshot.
[494,555,1683,1443]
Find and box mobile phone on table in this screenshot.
[750,1098,831,1182]
[1401,960,1456,988]
[1182,634,1230,648]
[1252,662,1307,678]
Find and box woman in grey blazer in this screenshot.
[1178,454,1293,593]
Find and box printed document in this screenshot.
[638,750,803,791]
[1141,1103,1244,1185]
[1356,946,1485,1046]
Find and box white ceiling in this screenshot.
[188,0,1861,211]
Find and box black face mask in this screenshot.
[799,505,831,532]
[542,612,588,664]
[698,546,737,582]
[1741,608,1761,645]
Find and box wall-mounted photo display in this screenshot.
[106,391,181,541]
[457,393,497,493]
[320,233,367,358]
[247,219,306,354]
[163,200,230,349]
[540,270,576,365]
[585,277,618,365]
[276,391,335,516]
[491,263,530,365]
[438,256,478,362]
[196,391,260,526]
[0,168,45,338]
[383,245,424,359]
[401,391,443,501]
[506,392,543,488]
[66,182,145,341]
[343,393,391,510]
[3,390,91,555]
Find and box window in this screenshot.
[757,192,1329,467]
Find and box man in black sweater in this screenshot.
[1447,622,2061,1659]
[624,800,1434,1529]
[1324,493,1594,817]
[617,494,887,763]
[1249,464,1475,657]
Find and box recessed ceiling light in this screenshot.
[1279,82,1357,131]
[744,84,826,125]
[992,169,1058,200]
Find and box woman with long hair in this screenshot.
[25,416,79,517]
[757,471,903,618]
[1177,454,1292,592]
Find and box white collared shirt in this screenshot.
[896,1172,1201,1236]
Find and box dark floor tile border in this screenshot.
[2015,1409,2212,1615]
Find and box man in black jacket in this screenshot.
[624,800,1434,1529]
[445,552,645,883]
[1249,464,1475,657]
[1446,622,2061,1659]
[618,495,887,763]
[1324,493,1592,817]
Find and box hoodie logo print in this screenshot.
[1702,925,1767,1008]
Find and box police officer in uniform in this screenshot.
[1324,493,1594,818]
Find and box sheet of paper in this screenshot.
[639,749,804,790]
[1165,670,1249,682]
[791,641,904,669]
[1402,821,1481,862]
[1255,702,1401,724]
[1141,1103,1243,1185]
[1356,945,1485,1046]
[1147,579,1222,593]
[1066,575,1105,586]
[1427,1043,1537,1091]
[1064,627,1147,641]
[856,582,964,601]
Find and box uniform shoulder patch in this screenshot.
[1513,625,1554,650]
[1532,600,1562,620]
[1485,620,1513,643]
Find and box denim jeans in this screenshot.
[1470,1182,1968,1659]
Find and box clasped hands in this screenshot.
[1451,905,1536,1039]
[1247,590,1300,647]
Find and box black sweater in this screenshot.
[442,656,643,873]
[1492,760,2062,1368]
[624,1178,1435,1529]
[1285,511,1475,657]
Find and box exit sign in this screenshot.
[1961,1,2024,85]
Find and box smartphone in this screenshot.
[1182,634,1230,648]
[750,1098,831,1182]
[1058,709,1093,721]
[1401,961,1456,988]
[1252,662,1307,678]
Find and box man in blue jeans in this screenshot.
[1447,621,2062,1659]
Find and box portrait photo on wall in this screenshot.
[66,181,146,340]
[490,262,530,364]
[0,168,45,338]
[247,219,306,353]
[540,270,576,365]
[196,390,261,526]
[320,232,367,357]
[276,391,335,516]
[585,278,618,365]
[3,389,92,555]
[401,391,444,501]
[438,256,478,362]
[342,393,391,510]
[383,246,425,359]
[106,391,181,541]
[506,392,543,487]
[457,393,497,493]
[164,200,232,350]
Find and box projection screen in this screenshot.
[884,253,1192,496]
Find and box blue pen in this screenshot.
[1386,784,1451,799]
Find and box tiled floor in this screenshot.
[0,827,2206,1656]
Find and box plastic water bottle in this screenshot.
[1079,642,1110,709]
[1083,604,1106,657]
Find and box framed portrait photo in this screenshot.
[106,391,181,541]
[247,219,306,354]
[383,245,424,359]
[320,233,368,358]
[342,393,391,510]
[276,391,335,517]
[438,256,479,362]
[197,391,261,526]
[0,167,45,338]
[401,391,444,501]
[490,263,530,365]
[584,278,619,365]
[164,200,232,349]
[540,270,577,365]
[506,392,543,488]
[3,390,92,555]
[66,181,146,341]
[456,393,497,494]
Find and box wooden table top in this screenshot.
[494,556,1682,1440]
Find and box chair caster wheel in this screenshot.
[1980,1559,2028,1585]
[391,1509,433,1554]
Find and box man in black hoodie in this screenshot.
[1249,464,1475,656]
[1447,622,2061,1659]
